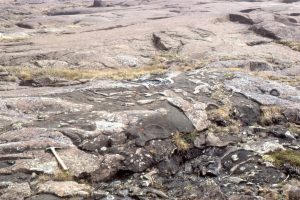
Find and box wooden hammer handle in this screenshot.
[50,148,68,171]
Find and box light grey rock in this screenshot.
[0,182,31,200]
[162,90,209,131]
[242,139,285,154]
[206,132,229,147]
[37,181,91,197]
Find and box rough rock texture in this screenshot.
[0,0,299,199]
[36,181,91,197]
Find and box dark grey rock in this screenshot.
[231,93,260,125]
[249,61,272,71]
[229,13,254,25]
[93,0,105,7]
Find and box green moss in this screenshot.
[268,150,300,167]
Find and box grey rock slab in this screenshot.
[0,148,102,176]
[0,182,31,200]
[229,13,255,25]
[162,90,209,131]
[91,154,125,182]
[225,72,300,109]
[152,32,183,51]
[242,139,285,154]
[250,21,300,40]
[36,181,92,197]
[1,97,93,114]
[206,132,229,147]
[0,128,73,153]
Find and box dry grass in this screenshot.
[0,65,167,81]
[172,132,190,151]
[0,33,29,42]
[38,170,74,182]
[278,40,300,52]
[208,105,231,122]
[208,85,241,134]
[260,106,284,125]
[254,71,300,87]
[287,123,300,135]
[208,123,241,135]
[151,51,209,71]
[1,75,18,82]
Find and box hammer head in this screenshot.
[45,146,63,151]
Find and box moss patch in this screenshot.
[268,150,300,167]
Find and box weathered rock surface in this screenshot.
[36,181,91,197]
[0,0,299,199]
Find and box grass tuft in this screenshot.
[38,170,74,182]
[0,33,29,42]
[0,65,167,81]
[268,150,300,167]
[277,40,300,52]
[172,132,190,151]
[260,106,284,125]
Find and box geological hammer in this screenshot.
[45,147,68,171]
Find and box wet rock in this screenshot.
[36,181,91,197]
